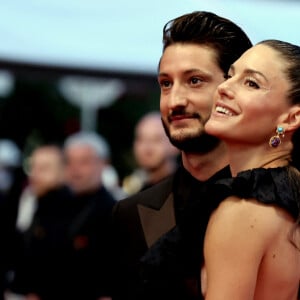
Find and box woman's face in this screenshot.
[205,44,292,146]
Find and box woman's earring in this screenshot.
[269,126,285,148]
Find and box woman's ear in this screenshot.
[284,105,300,133]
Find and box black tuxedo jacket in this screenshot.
[112,165,231,300]
[112,173,176,299]
[114,174,176,252]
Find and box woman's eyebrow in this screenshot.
[229,65,269,82]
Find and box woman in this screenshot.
[202,39,300,299]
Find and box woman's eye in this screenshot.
[245,78,259,89]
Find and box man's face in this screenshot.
[29,147,64,197]
[159,43,225,153]
[64,145,104,195]
[133,115,178,172]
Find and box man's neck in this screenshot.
[181,142,229,181]
[146,160,177,185]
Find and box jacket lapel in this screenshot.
[138,193,176,248]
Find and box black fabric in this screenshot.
[135,166,231,300]
[0,167,26,299]
[11,185,117,300]
[111,164,231,300]
[139,166,300,300]
[9,186,73,297]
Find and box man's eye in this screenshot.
[224,74,232,80]
[159,80,171,88]
[190,77,203,85]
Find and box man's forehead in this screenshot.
[159,44,219,72]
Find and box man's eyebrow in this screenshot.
[158,68,212,77]
[157,72,168,77]
[229,65,269,82]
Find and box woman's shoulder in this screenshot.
[207,195,294,256]
[213,195,293,228]
[214,166,300,219]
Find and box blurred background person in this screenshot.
[15,144,66,232]
[122,111,179,195]
[25,145,65,200]
[0,140,25,300]
[63,131,111,195]
[6,144,71,300]
[64,130,124,199]
[7,133,117,300]
[62,131,117,300]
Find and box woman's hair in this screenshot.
[162,11,252,74]
[257,40,300,105]
[258,40,300,172]
[260,40,300,247]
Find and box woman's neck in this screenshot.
[227,144,291,177]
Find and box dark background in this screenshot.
[0,60,160,182]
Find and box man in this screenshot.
[112,11,252,300]
[15,144,66,234]
[123,111,179,195]
[10,136,115,300]
[7,144,71,300]
[64,131,110,195]
[26,144,65,197]
[63,131,117,300]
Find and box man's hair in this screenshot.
[162,11,252,73]
[63,131,110,160]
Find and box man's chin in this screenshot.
[162,119,220,154]
[169,134,221,154]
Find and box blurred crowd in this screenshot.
[0,110,179,300]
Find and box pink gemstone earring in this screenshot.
[269,126,285,148]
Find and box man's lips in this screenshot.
[168,113,198,122]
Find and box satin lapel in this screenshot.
[137,193,176,248]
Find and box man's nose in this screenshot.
[168,84,188,109]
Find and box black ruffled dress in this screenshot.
[138,166,300,300]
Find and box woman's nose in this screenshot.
[217,80,234,99]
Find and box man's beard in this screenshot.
[161,117,221,154]
[168,130,220,154]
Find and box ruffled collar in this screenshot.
[139,166,300,299]
[214,166,300,219]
